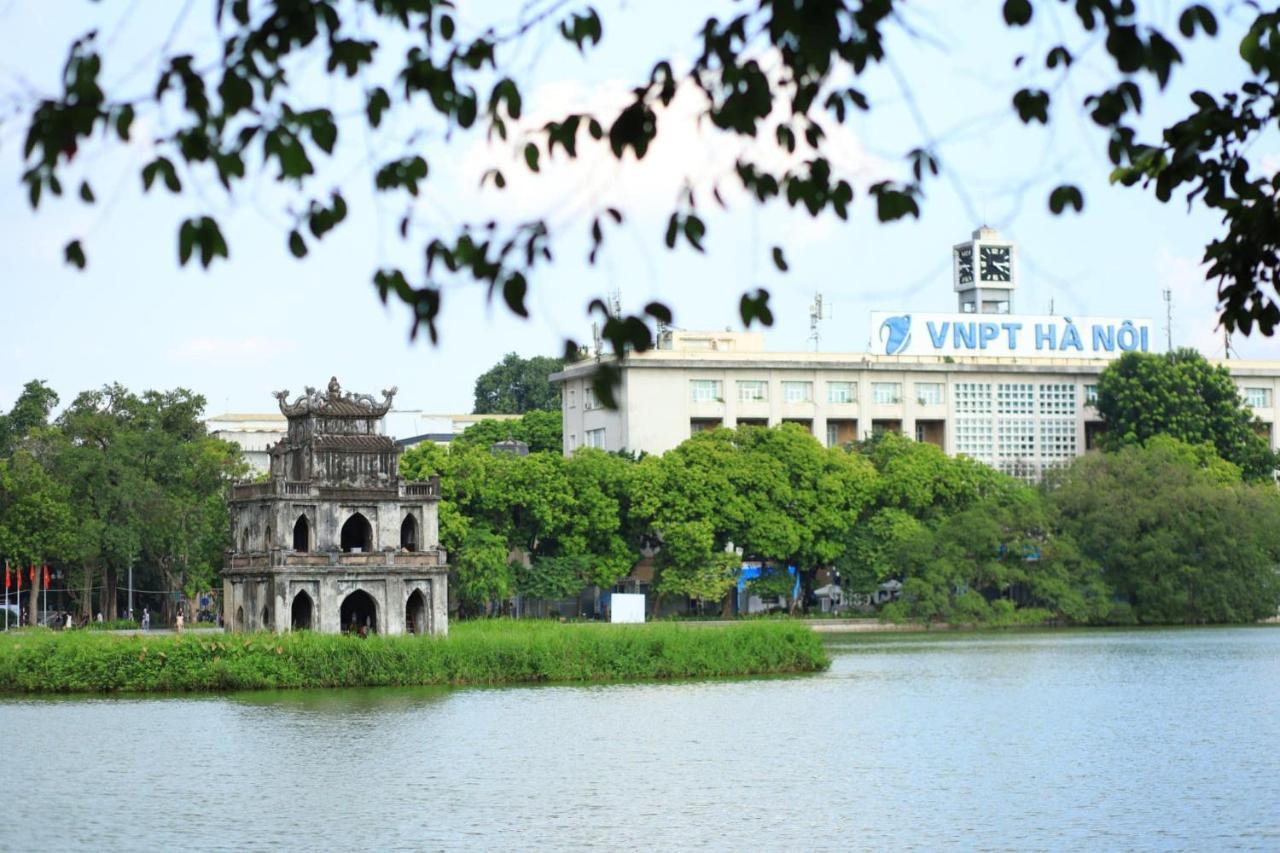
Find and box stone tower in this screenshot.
[222,378,448,635]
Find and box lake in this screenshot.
[2,627,1277,851]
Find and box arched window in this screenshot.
[264,525,272,550]
[400,514,419,552]
[240,527,249,552]
[292,514,310,552]
[291,590,314,630]
[340,589,377,634]
[340,513,373,553]
[235,606,245,630]
[261,605,271,631]
[405,588,428,635]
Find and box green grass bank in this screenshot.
[0,620,828,694]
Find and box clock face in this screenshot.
[955,246,973,284]
[979,245,1012,282]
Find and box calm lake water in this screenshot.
[2,627,1278,851]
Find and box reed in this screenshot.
[0,620,828,693]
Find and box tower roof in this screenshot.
[273,377,397,418]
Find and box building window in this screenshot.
[955,417,993,462]
[997,383,1035,415]
[583,385,599,410]
[690,418,721,434]
[568,433,578,450]
[1084,384,1099,405]
[782,381,813,403]
[586,428,606,449]
[872,382,902,405]
[738,380,769,402]
[827,382,856,404]
[1039,383,1076,416]
[1040,419,1077,461]
[1244,387,1273,408]
[690,379,723,403]
[997,419,1036,458]
[826,419,857,448]
[568,389,576,408]
[915,383,944,405]
[954,383,993,414]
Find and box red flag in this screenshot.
[43,565,50,590]
[4,564,9,590]
[29,564,35,584]
[16,564,21,591]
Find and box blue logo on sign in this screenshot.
[880,315,911,355]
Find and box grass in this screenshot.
[0,620,829,694]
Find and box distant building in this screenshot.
[207,411,523,472]
[205,413,287,473]
[389,412,523,449]
[553,228,1280,480]
[222,378,448,636]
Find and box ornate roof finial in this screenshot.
[275,378,397,417]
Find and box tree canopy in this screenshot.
[472,353,564,414]
[1095,349,1278,480]
[0,381,245,624]
[17,0,1280,383]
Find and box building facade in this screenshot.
[553,230,1280,477]
[206,413,288,474]
[222,378,449,635]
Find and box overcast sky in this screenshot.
[2,0,1278,418]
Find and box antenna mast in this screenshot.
[1162,288,1172,351]
[808,293,830,352]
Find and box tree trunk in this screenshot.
[28,574,39,626]
[650,591,663,620]
[102,566,117,620]
[81,560,94,621]
[720,589,734,619]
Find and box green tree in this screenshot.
[50,384,243,621]
[473,353,564,414]
[1048,437,1280,624]
[730,424,878,611]
[0,449,77,624]
[1096,349,1278,480]
[453,525,515,617]
[452,410,562,454]
[19,2,1280,368]
[646,429,753,615]
[0,380,60,458]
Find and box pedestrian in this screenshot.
[64,612,73,630]
[95,611,103,623]
[175,610,184,634]
[141,608,150,631]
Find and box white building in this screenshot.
[206,413,288,473]
[553,229,1280,478]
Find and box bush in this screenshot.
[0,620,829,694]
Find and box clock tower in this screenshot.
[953,226,1016,314]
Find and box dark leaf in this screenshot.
[64,239,86,269]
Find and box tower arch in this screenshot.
[340,512,373,553]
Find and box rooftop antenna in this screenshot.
[808,292,831,351]
[1224,326,1234,360]
[607,285,622,321]
[1162,288,1173,351]
[591,321,603,358]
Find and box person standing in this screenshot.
[175,610,184,634]
[141,608,150,631]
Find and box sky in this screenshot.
[2,0,1278,419]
